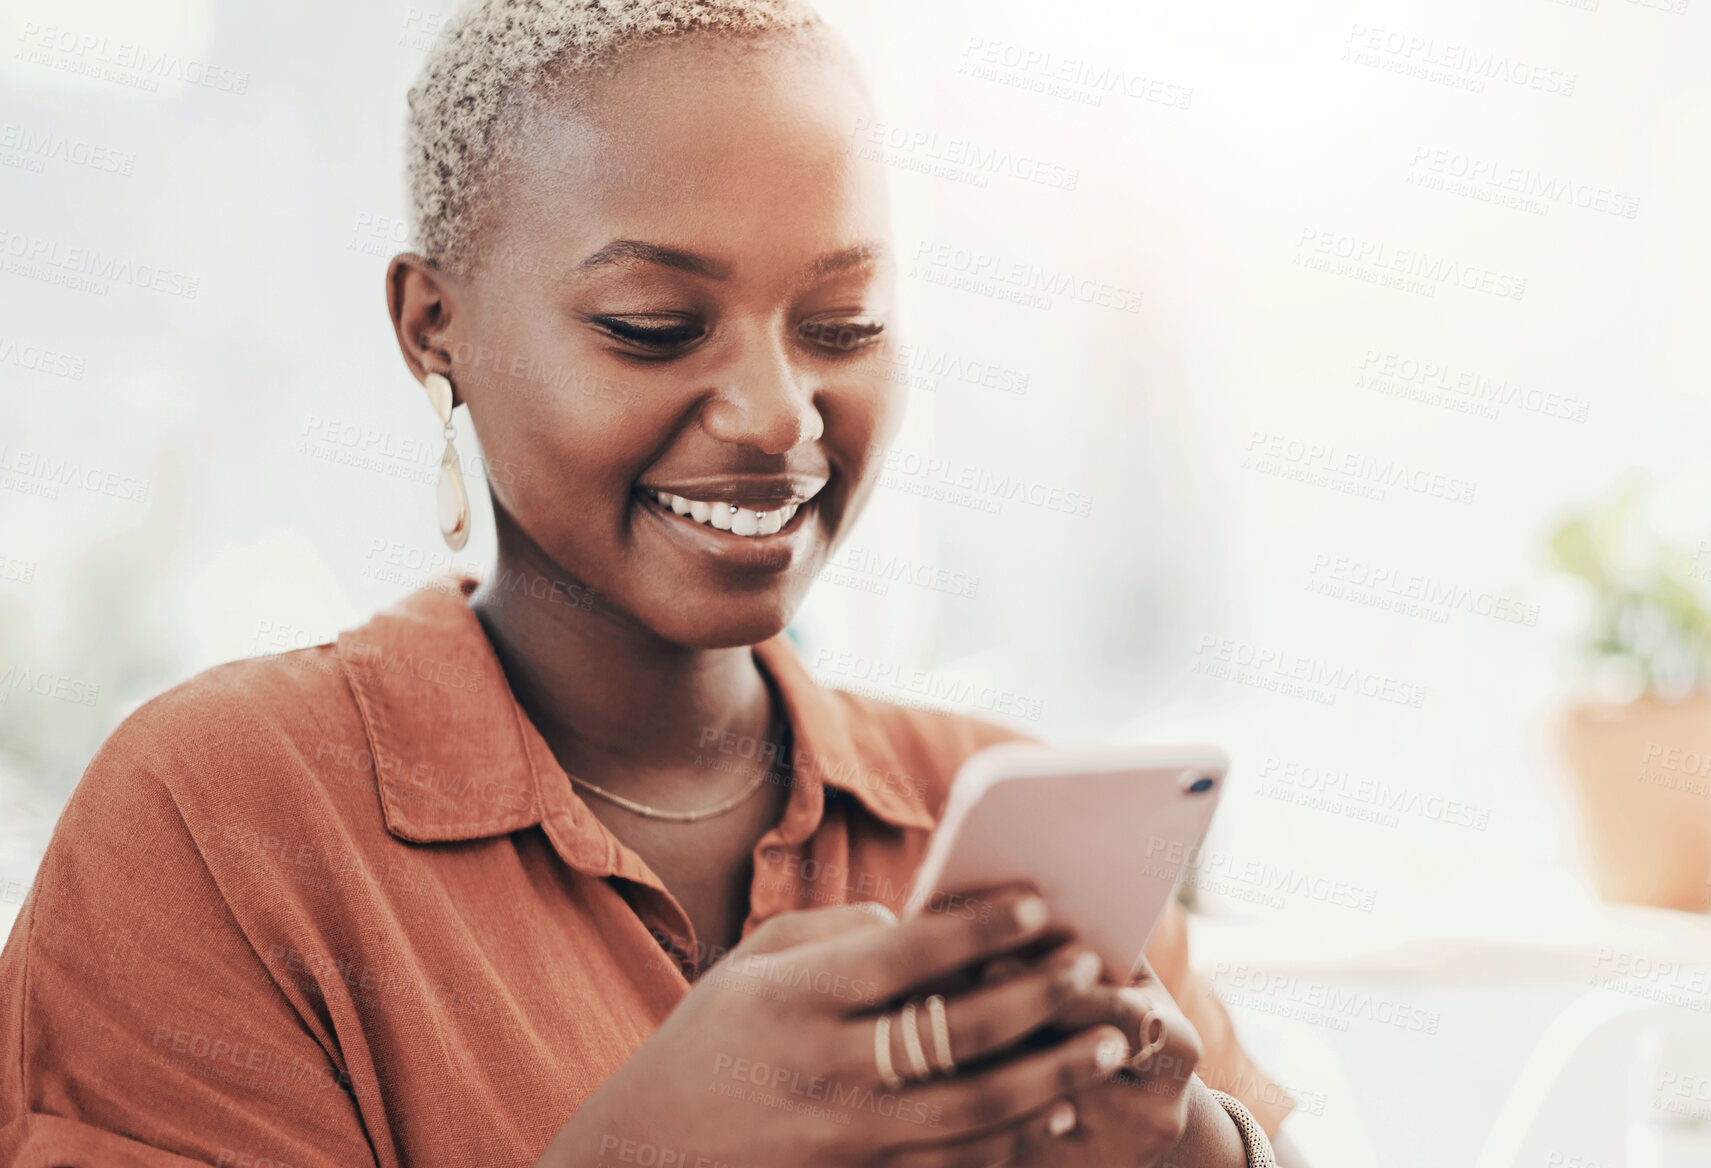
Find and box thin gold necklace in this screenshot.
[566,702,785,824]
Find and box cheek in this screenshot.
[474,392,647,523]
[455,339,652,530]
[835,357,908,476]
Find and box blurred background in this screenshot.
[4,0,1711,1164]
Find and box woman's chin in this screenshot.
[641,592,804,652]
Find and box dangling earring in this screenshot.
[422,372,469,551]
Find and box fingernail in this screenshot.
[1048,1100,1077,1137]
[1067,950,1101,991]
[849,901,898,925]
[1095,1034,1129,1071]
[1013,895,1048,932]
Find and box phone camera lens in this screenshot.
[1186,776,1214,794]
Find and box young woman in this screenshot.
[0,2,1303,1165]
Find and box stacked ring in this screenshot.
[874,993,958,1089]
[924,994,955,1074]
[899,1001,932,1080]
[873,1014,906,1091]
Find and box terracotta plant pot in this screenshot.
[1557,694,1711,910]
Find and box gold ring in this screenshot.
[874,1014,906,1090]
[899,1000,932,1080]
[1132,1007,1167,1064]
[925,993,956,1074]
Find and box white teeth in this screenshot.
[648,488,811,538]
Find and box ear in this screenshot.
[386,254,463,405]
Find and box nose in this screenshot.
[698,329,824,455]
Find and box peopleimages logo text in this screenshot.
[1194,635,1428,708]
[0,230,199,298]
[1245,430,1477,505]
[1295,228,1526,301]
[1343,24,1577,96]
[15,23,250,93]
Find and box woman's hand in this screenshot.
[535,888,1132,1168]
[898,958,1249,1167]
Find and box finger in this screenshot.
[1053,985,1202,1091]
[810,888,1053,1004]
[734,902,897,958]
[906,1024,1128,1140]
[933,946,1102,1068]
[880,1098,1080,1168]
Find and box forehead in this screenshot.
[476,33,891,279]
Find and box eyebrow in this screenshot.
[802,242,887,282]
[577,239,887,283]
[579,239,726,278]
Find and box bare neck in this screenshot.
[469,525,775,795]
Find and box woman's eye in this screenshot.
[588,315,706,352]
[799,317,885,354]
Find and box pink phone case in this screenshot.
[903,742,1228,978]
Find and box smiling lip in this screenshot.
[633,473,827,539]
[636,474,828,511]
[632,477,823,561]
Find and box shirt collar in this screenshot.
[751,634,936,833]
[334,576,934,863]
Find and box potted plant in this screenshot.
[1550,486,1711,910]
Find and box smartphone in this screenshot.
[902,741,1228,979]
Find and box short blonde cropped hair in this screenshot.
[405,0,823,269]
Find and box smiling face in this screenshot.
[392,30,903,650]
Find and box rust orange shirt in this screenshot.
[0,578,1294,1167]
